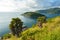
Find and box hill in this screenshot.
[22,12,45,19]
[20,16,60,40]
[36,8,60,14]
[2,16,60,40]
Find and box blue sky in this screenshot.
[0,0,60,12]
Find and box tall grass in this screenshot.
[20,16,60,40]
[3,16,60,40]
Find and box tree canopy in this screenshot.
[9,18,23,37]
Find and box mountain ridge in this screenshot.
[21,12,46,19]
[36,7,60,14]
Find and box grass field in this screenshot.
[3,16,60,40]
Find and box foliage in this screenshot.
[36,16,46,27]
[2,16,60,40]
[2,33,11,39]
[37,16,46,23]
[36,8,60,14]
[22,12,45,19]
[20,16,60,40]
[9,18,23,37]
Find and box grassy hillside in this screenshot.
[2,16,60,40]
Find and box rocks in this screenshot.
[37,21,43,28]
[6,39,10,40]
[22,26,28,31]
[0,37,1,40]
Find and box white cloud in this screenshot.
[15,0,39,12]
[0,0,17,12]
[0,0,38,12]
[0,0,59,12]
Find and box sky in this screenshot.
[0,0,60,12]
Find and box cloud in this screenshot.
[0,0,60,12]
[15,0,39,12]
[0,0,16,12]
[0,0,39,12]
[15,0,60,12]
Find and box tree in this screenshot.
[37,16,46,28]
[9,18,23,37]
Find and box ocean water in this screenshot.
[0,12,60,37]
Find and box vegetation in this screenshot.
[37,16,46,27]
[36,8,60,14]
[2,16,60,40]
[9,18,23,37]
[22,12,45,19]
[20,16,60,40]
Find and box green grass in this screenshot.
[2,16,60,40]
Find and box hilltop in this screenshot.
[22,12,45,19]
[2,16,60,40]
